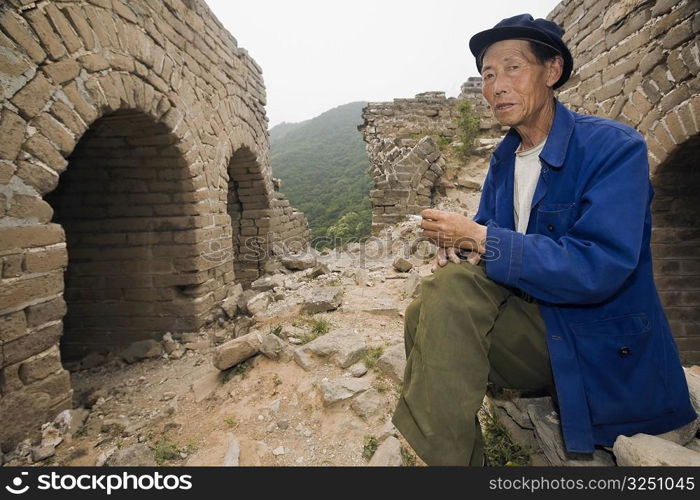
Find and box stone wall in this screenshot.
[549,0,699,364]
[0,0,309,451]
[359,89,500,235]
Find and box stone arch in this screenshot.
[651,133,700,365]
[226,144,273,285]
[0,0,310,452]
[44,106,203,362]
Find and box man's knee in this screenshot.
[422,261,484,295]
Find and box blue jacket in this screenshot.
[476,100,698,454]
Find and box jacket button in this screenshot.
[618,346,631,357]
[547,224,554,232]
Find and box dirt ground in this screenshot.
[12,232,434,467]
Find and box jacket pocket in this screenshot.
[535,203,576,240]
[570,313,671,425]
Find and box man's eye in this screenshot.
[483,73,494,80]
[507,65,519,70]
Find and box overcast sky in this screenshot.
[206,1,562,128]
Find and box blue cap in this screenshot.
[469,14,573,89]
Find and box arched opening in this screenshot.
[227,146,269,286]
[45,110,201,363]
[651,133,700,366]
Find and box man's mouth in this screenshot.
[494,103,515,112]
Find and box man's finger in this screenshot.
[420,208,444,221]
[446,246,460,264]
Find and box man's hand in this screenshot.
[421,209,488,254]
[431,245,482,273]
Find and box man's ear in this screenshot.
[545,55,564,88]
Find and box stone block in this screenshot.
[2,9,48,63]
[0,109,26,160]
[11,72,53,120]
[43,60,80,85]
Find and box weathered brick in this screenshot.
[61,82,98,125]
[0,224,64,252]
[605,8,651,49]
[11,71,54,119]
[0,10,47,63]
[0,109,26,161]
[0,271,64,314]
[594,76,625,102]
[22,134,67,173]
[666,48,691,82]
[639,44,665,75]
[3,322,62,368]
[76,53,109,72]
[653,122,677,152]
[680,41,700,76]
[676,100,697,137]
[663,18,694,49]
[43,60,80,84]
[0,310,27,344]
[44,3,82,54]
[0,363,25,394]
[63,5,96,51]
[24,245,67,273]
[7,194,54,223]
[608,26,652,63]
[49,100,86,136]
[18,346,62,385]
[2,254,23,280]
[31,112,74,155]
[649,64,675,93]
[659,84,690,113]
[665,111,689,144]
[15,160,60,195]
[25,297,66,329]
[602,57,639,81]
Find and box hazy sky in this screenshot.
[206,1,562,128]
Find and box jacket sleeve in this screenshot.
[484,132,650,305]
[473,160,498,227]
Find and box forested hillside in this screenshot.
[269,102,372,246]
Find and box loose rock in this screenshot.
[301,287,343,314]
[613,433,700,466]
[375,343,406,384]
[368,436,403,466]
[317,377,371,406]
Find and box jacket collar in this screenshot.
[492,99,574,168]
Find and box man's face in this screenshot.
[480,39,557,129]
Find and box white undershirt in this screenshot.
[513,138,547,234]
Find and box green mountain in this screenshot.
[269,101,372,247]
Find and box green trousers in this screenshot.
[392,260,556,466]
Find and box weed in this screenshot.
[298,317,332,344]
[270,324,283,337]
[455,99,480,158]
[224,416,238,429]
[362,435,379,461]
[272,374,282,386]
[233,361,250,379]
[310,318,330,336]
[479,405,531,466]
[401,446,416,466]
[154,433,180,465]
[363,346,384,369]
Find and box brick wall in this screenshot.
[0,0,309,451]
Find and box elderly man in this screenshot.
[392,14,698,466]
